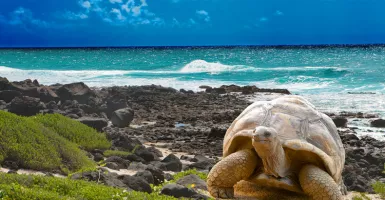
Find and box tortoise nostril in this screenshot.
[264,131,271,137]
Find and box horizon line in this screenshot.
[1,43,385,49]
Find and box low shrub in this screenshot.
[373,181,385,199]
[103,150,131,157]
[32,113,110,151]
[0,111,94,173]
[0,173,177,200]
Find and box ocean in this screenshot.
[0,46,385,139]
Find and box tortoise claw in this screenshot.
[210,186,234,199]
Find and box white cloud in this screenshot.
[7,7,50,28]
[111,8,126,21]
[275,10,284,16]
[121,4,130,13]
[172,18,179,26]
[196,10,210,22]
[72,0,163,27]
[140,0,148,7]
[14,7,26,14]
[143,10,155,17]
[132,6,141,16]
[109,0,123,4]
[80,1,91,9]
[63,11,88,20]
[130,0,148,16]
[259,17,268,22]
[189,18,196,24]
[121,0,134,13]
[152,17,165,26]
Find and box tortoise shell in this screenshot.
[223,95,345,183]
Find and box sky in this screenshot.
[0,0,385,47]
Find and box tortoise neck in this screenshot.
[260,144,290,178]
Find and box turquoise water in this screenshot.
[1,47,385,93]
[1,46,385,139]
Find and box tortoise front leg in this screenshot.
[299,164,343,200]
[207,149,259,199]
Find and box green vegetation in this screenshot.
[0,173,178,200]
[33,113,110,151]
[352,192,371,200]
[0,111,95,174]
[371,164,385,199]
[103,150,131,157]
[172,169,208,181]
[103,145,141,158]
[151,169,209,194]
[373,181,385,199]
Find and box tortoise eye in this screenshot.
[264,131,272,137]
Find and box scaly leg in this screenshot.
[299,164,343,200]
[207,149,259,199]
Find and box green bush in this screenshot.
[0,111,94,173]
[103,150,131,157]
[0,173,177,200]
[373,181,385,199]
[172,169,208,181]
[32,113,110,151]
[151,169,209,195]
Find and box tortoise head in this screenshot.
[252,126,281,158]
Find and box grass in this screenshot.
[172,168,208,181]
[103,150,131,157]
[352,193,371,200]
[373,181,385,199]
[151,169,209,194]
[0,111,95,174]
[102,145,141,158]
[371,164,385,199]
[0,173,178,200]
[32,113,111,151]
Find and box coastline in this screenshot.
[0,77,384,199]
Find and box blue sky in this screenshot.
[0,0,385,47]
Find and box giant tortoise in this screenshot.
[207,95,346,200]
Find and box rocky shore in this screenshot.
[0,77,384,199]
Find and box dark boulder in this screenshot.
[370,119,385,127]
[208,126,227,138]
[176,174,208,190]
[121,175,152,193]
[56,82,95,104]
[76,117,108,132]
[93,153,104,162]
[106,97,128,118]
[70,170,128,188]
[0,90,22,103]
[161,154,182,172]
[146,165,165,185]
[187,160,214,171]
[9,96,45,116]
[46,101,59,110]
[38,86,59,102]
[161,184,206,199]
[332,116,348,128]
[146,146,163,158]
[134,146,156,162]
[105,156,130,169]
[111,108,134,128]
[105,162,121,170]
[134,170,154,184]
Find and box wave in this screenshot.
[179,59,249,73]
[0,62,351,92]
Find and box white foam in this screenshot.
[179,60,248,73]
